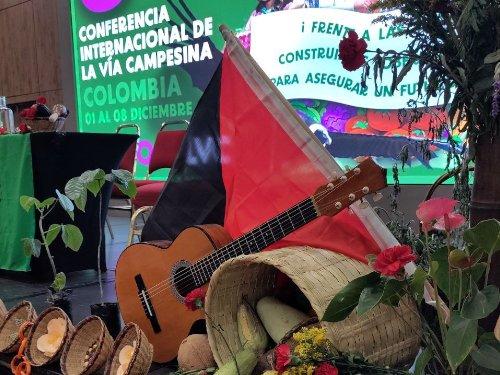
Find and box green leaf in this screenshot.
[471,345,500,371]
[35,197,56,210]
[484,49,500,64]
[61,224,83,252]
[445,312,477,372]
[357,284,384,315]
[56,189,74,214]
[20,196,40,212]
[51,272,66,292]
[410,267,427,302]
[322,272,380,322]
[111,169,133,185]
[430,246,486,306]
[464,219,500,255]
[461,282,499,320]
[381,278,406,306]
[73,188,87,212]
[21,238,41,257]
[45,224,61,246]
[413,347,433,375]
[80,169,106,196]
[65,176,86,201]
[115,180,137,199]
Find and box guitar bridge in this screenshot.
[135,274,161,333]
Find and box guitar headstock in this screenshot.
[313,158,387,216]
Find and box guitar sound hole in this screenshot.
[172,265,196,298]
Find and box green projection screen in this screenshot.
[70,0,460,183]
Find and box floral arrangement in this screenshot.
[323,197,500,375]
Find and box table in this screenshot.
[0,132,137,276]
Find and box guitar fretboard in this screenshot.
[190,198,318,286]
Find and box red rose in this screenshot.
[36,96,47,105]
[373,245,417,277]
[274,344,292,373]
[314,363,339,375]
[184,287,206,311]
[339,30,367,71]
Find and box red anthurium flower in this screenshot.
[314,362,339,375]
[275,343,292,373]
[184,287,206,311]
[373,245,417,277]
[339,30,367,71]
[434,212,466,232]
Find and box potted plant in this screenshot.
[20,190,83,318]
[323,197,500,374]
[64,168,136,336]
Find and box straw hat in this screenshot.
[25,307,74,366]
[206,247,421,367]
[0,301,37,353]
[60,316,114,375]
[104,323,153,375]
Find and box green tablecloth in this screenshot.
[0,134,35,271]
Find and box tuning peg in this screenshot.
[348,193,356,202]
[327,182,334,189]
[335,202,342,209]
[354,167,361,175]
[358,199,369,209]
[340,175,347,182]
[362,186,370,194]
[372,192,383,202]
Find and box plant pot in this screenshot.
[90,303,121,338]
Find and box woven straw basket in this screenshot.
[0,299,7,322]
[61,316,114,375]
[24,117,66,132]
[26,307,74,366]
[206,247,422,367]
[0,301,37,353]
[104,323,153,375]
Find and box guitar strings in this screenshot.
[135,170,357,301]
[136,173,371,305]
[140,187,371,311]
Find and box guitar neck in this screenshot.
[191,197,319,286]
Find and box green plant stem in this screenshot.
[97,193,104,305]
[446,230,453,306]
[484,251,493,288]
[38,209,57,280]
[458,269,463,311]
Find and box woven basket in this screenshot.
[206,247,422,368]
[60,316,114,375]
[0,299,7,322]
[25,307,74,366]
[104,323,153,375]
[0,301,37,353]
[24,117,66,132]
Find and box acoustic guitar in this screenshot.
[115,158,387,363]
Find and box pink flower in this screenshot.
[274,344,292,373]
[184,287,206,311]
[434,213,466,231]
[416,197,460,232]
[373,245,417,276]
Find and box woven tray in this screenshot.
[0,301,37,354]
[60,316,113,375]
[205,247,421,367]
[25,307,74,367]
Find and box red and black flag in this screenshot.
[141,26,395,262]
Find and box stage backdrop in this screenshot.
[70,1,463,183]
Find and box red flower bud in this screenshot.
[339,30,367,71]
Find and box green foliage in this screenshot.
[45,224,61,246]
[61,224,83,252]
[409,266,427,301]
[461,282,499,320]
[51,272,66,293]
[413,347,433,375]
[445,312,478,373]
[464,219,500,255]
[21,238,41,257]
[322,272,380,322]
[19,196,40,212]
